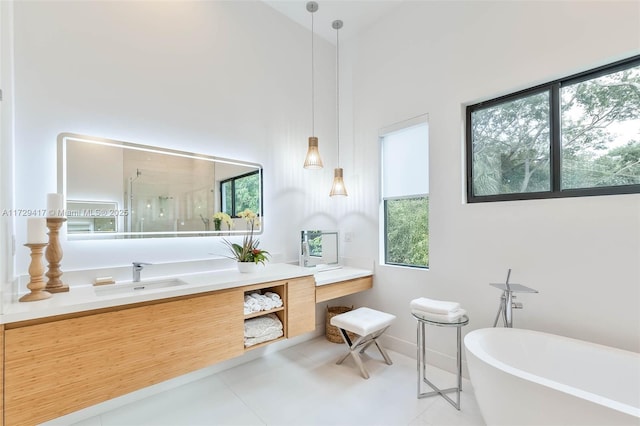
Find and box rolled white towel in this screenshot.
[264,291,281,301]
[410,297,460,314]
[249,293,269,310]
[244,296,261,312]
[264,292,283,308]
[262,296,275,310]
[244,301,261,314]
[411,308,466,323]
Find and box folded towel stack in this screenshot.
[410,297,466,322]
[244,313,284,347]
[243,291,283,314]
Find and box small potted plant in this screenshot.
[222,209,269,272]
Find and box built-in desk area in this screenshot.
[314,266,373,303]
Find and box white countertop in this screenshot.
[2,264,372,324]
[312,266,373,286]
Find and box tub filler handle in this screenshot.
[490,269,537,328]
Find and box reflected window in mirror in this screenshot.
[221,170,262,217]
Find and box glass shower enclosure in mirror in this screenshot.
[58,133,263,239]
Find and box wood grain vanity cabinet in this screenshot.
[2,275,317,425]
[4,289,244,425]
[286,275,316,337]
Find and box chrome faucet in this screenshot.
[132,262,151,282]
[491,269,538,328]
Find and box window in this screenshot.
[467,55,640,202]
[380,119,429,268]
[221,170,262,217]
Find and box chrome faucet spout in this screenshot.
[132,262,152,282]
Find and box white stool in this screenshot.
[330,307,396,379]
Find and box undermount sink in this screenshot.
[94,278,188,296]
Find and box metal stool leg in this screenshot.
[335,326,393,379]
[415,316,467,410]
[336,328,370,378]
[349,350,370,379]
[374,340,393,365]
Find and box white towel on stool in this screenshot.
[410,297,460,314]
[412,308,466,322]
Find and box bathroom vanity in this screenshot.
[0,263,372,425]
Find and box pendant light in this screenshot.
[329,19,348,197]
[303,1,323,169]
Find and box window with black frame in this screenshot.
[466,55,640,202]
[221,170,262,217]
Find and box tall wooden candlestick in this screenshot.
[20,243,52,302]
[45,217,69,293]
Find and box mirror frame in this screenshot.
[57,132,263,240]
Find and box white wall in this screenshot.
[1,0,16,312]
[8,0,344,289]
[339,0,640,363]
[5,0,639,365]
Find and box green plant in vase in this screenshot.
[222,209,269,265]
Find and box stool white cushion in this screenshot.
[330,307,396,336]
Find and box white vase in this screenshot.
[237,261,258,273]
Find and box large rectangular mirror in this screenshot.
[58,133,263,239]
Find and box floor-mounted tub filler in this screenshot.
[464,328,640,426]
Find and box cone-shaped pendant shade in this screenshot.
[304,2,323,170]
[303,137,323,169]
[329,167,348,196]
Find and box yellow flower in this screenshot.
[238,209,257,220]
[213,212,230,221]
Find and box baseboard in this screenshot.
[380,333,469,379]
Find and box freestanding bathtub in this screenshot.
[464,328,640,426]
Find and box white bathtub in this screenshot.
[464,328,640,426]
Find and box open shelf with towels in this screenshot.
[243,283,286,349]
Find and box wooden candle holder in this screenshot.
[45,217,69,293]
[20,243,52,302]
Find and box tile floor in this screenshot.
[54,337,485,426]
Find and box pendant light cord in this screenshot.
[335,23,340,167]
[311,10,315,136]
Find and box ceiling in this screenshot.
[263,0,405,44]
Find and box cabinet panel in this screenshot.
[4,289,243,425]
[315,276,373,303]
[287,276,316,337]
